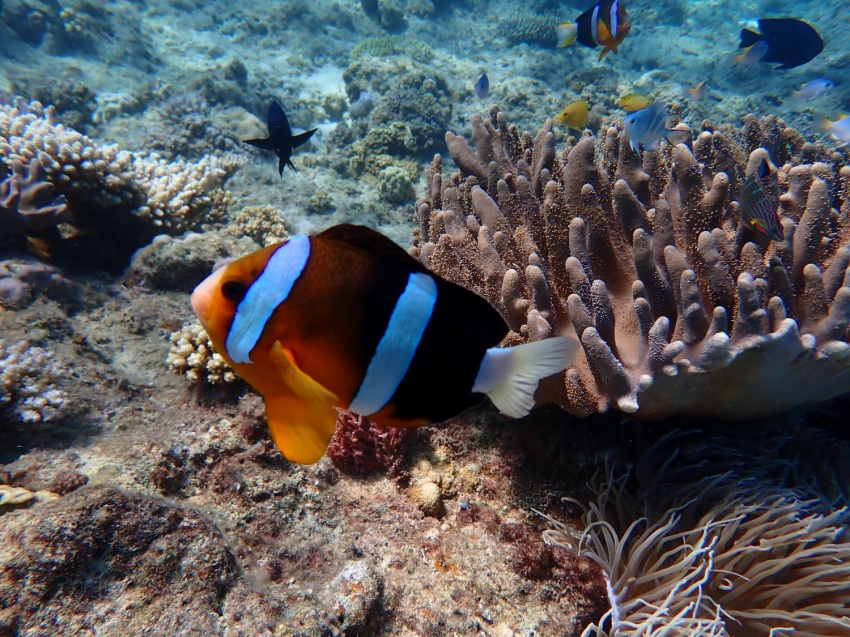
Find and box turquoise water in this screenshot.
[2,1,850,635]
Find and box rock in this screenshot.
[321,561,384,635]
[0,485,238,635]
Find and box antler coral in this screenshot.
[411,106,850,419]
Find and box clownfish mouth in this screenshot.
[191,266,225,324]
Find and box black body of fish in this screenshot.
[244,101,318,176]
[739,18,823,70]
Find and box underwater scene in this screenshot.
[2,0,850,634]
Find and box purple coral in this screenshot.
[326,411,411,476]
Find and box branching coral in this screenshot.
[0,339,69,423]
[167,320,238,385]
[540,429,850,636]
[0,96,244,257]
[411,106,850,420]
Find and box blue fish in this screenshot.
[475,73,489,100]
[623,103,690,159]
[244,101,317,177]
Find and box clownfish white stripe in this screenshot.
[349,272,438,416]
[590,5,601,46]
[226,235,311,364]
[610,1,619,37]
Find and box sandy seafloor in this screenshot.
[2,0,850,635]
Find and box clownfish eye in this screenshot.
[221,280,247,303]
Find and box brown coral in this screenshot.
[411,106,850,419]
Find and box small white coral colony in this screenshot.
[167,321,237,384]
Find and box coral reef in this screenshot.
[411,106,850,420]
[0,339,68,423]
[167,320,238,385]
[326,411,411,476]
[150,93,244,160]
[0,97,243,263]
[498,9,559,48]
[224,205,289,246]
[0,158,68,242]
[541,428,850,636]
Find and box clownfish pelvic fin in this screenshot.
[472,336,580,418]
[265,341,340,464]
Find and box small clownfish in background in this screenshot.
[557,0,632,61]
[191,224,579,464]
[555,99,589,129]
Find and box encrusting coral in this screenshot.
[0,339,68,423]
[540,428,850,636]
[411,105,850,420]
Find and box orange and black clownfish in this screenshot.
[557,0,632,61]
[191,224,579,464]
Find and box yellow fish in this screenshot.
[618,93,651,112]
[555,100,589,129]
[688,81,706,101]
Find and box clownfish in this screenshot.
[557,0,632,61]
[191,224,579,464]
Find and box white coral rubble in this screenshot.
[0,339,68,423]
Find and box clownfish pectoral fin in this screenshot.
[264,341,340,464]
[472,336,580,418]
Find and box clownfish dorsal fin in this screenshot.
[264,341,340,464]
[317,224,428,274]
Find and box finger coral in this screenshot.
[411,106,850,420]
[540,428,850,636]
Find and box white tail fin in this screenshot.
[472,336,580,418]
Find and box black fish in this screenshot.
[244,101,317,177]
[739,18,823,70]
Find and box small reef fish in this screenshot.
[555,100,589,129]
[475,73,489,100]
[817,115,850,148]
[740,159,783,241]
[739,18,824,70]
[623,103,690,159]
[191,224,579,464]
[557,0,632,61]
[731,41,769,68]
[243,101,317,177]
[618,93,651,112]
[688,81,706,101]
[792,79,834,102]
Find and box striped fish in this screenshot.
[740,159,783,241]
[191,224,578,464]
[623,103,690,159]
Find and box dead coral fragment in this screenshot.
[167,321,237,384]
[0,485,59,509]
[412,105,850,420]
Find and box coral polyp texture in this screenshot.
[411,106,850,419]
